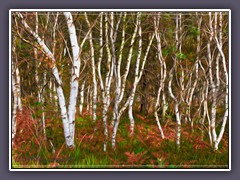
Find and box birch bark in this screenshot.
[111,12,123,148]
[79,80,85,114]
[112,13,155,147]
[168,14,181,147]
[17,12,74,147]
[12,35,21,139]
[64,12,82,146]
[153,13,166,139]
[214,12,229,150]
[85,13,98,122]
[207,12,218,148]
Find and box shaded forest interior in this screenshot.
[11,11,229,168]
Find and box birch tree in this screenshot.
[79,80,85,114]
[112,12,139,148]
[85,13,98,122]
[112,13,155,148]
[153,13,166,139]
[168,14,182,147]
[212,12,229,150]
[96,12,116,151]
[12,35,22,140]
[17,12,73,147]
[185,13,202,129]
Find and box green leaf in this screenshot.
[162,49,170,56]
[135,147,144,154]
[190,27,200,36]
[34,101,42,106]
[177,53,187,60]
[31,113,36,119]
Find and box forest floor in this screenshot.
[12,107,229,169]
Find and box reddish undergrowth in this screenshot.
[12,108,228,167]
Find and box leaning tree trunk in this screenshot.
[214,12,229,150]
[17,12,74,147]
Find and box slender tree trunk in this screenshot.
[12,72,18,140]
[111,12,123,148]
[85,13,98,122]
[79,80,85,114]
[12,35,22,140]
[12,36,18,140]
[186,14,202,130]
[112,13,155,147]
[52,13,59,107]
[168,14,182,147]
[153,13,166,139]
[199,59,213,145]
[41,72,47,139]
[214,12,229,150]
[34,12,41,102]
[207,12,218,148]
[168,67,181,147]
[86,85,91,113]
[15,66,22,111]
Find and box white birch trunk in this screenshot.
[53,83,58,107]
[112,13,141,148]
[34,12,41,102]
[199,60,213,145]
[162,92,168,120]
[111,12,123,148]
[153,13,166,139]
[207,12,218,148]
[118,13,139,103]
[168,68,181,147]
[51,13,59,107]
[85,13,98,122]
[17,12,74,147]
[86,85,90,112]
[98,13,111,151]
[168,14,181,147]
[12,72,18,140]
[214,12,229,150]
[116,12,127,97]
[64,12,82,146]
[79,80,85,114]
[112,14,155,147]
[186,14,202,129]
[89,89,93,115]
[128,15,142,135]
[15,66,22,111]
[12,35,22,140]
[42,72,47,139]
[12,37,18,140]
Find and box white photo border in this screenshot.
[9,9,231,171]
